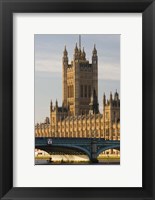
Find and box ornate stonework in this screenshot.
[35,41,120,154]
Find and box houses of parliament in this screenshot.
[35,37,120,154]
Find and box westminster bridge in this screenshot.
[35,137,120,163]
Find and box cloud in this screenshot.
[35,58,120,81]
[98,62,120,81]
[35,50,62,74]
[35,34,120,81]
[35,59,61,73]
[35,35,120,122]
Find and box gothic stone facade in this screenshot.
[62,43,98,116]
[35,43,120,154]
[35,93,120,139]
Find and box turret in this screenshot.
[114,90,119,101]
[55,99,58,111]
[103,93,106,106]
[81,47,86,60]
[50,100,53,112]
[44,117,50,124]
[79,48,82,59]
[74,43,79,60]
[93,44,97,55]
[92,44,98,98]
[62,46,68,107]
[110,92,113,103]
[63,45,68,64]
[92,44,98,64]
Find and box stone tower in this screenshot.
[62,46,68,108]
[103,91,120,140]
[62,36,98,116]
[89,89,99,114]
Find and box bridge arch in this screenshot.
[56,144,91,158]
[36,144,91,159]
[35,146,52,155]
[96,144,120,157]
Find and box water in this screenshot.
[35,155,120,165]
[35,161,120,165]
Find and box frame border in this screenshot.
[0,0,155,199]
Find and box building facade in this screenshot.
[62,43,98,116]
[35,41,120,154]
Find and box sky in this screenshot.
[35,34,120,123]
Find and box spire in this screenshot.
[114,89,119,101]
[110,92,113,102]
[63,45,68,64]
[63,45,67,54]
[74,42,79,60]
[92,44,97,63]
[81,47,86,60]
[75,43,78,50]
[45,117,49,124]
[93,44,97,54]
[56,99,58,108]
[50,100,53,111]
[79,35,81,49]
[63,45,68,57]
[103,93,106,106]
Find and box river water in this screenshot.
[35,155,120,165]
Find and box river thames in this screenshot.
[35,154,120,165]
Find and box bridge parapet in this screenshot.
[35,137,120,163]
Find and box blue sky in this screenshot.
[35,34,120,123]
